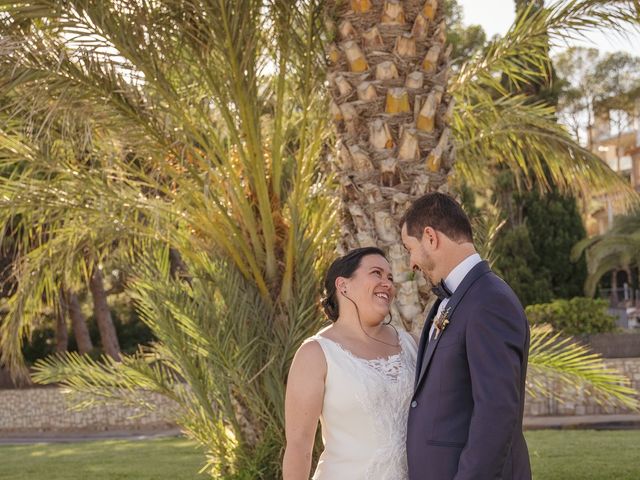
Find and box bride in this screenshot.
[283,247,418,480]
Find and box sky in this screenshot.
[458,0,640,55]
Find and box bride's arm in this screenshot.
[282,340,326,480]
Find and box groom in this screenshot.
[400,193,531,480]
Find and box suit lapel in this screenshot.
[414,299,441,386]
[413,261,492,395]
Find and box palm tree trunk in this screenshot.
[329,0,453,330]
[624,266,633,305]
[611,270,619,306]
[65,289,94,354]
[55,291,69,353]
[88,268,121,361]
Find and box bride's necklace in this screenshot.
[360,322,400,348]
[341,292,400,348]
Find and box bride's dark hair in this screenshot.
[320,247,386,322]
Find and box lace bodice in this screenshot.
[309,330,418,480]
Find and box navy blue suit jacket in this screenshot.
[406,261,531,480]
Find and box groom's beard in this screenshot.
[419,251,437,285]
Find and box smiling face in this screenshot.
[337,254,396,324]
[401,223,436,284]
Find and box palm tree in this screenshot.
[0,113,127,372]
[327,0,639,331]
[572,209,640,296]
[0,1,332,477]
[63,288,94,354]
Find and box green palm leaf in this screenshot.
[528,324,638,409]
[572,210,640,295]
[451,0,640,201]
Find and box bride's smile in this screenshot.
[337,254,396,326]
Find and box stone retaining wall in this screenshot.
[0,386,177,433]
[579,332,640,358]
[524,357,640,416]
[1,357,639,432]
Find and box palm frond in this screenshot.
[453,94,636,201]
[451,0,640,202]
[571,210,640,295]
[528,324,639,410]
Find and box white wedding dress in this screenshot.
[309,329,418,480]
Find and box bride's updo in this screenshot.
[320,247,387,322]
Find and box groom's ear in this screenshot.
[423,226,437,247]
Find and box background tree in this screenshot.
[493,186,588,305]
[444,0,488,64]
[555,48,640,299]
[555,47,640,147]
[591,52,640,175]
[0,115,128,371]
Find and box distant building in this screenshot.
[587,107,640,321]
[587,108,640,236]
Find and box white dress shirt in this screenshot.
[429,253,482,341]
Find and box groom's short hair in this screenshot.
[400,192,473,243]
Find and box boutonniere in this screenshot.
[433,307,452,340]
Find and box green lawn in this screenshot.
[0,437,203,480]
[527,430,640,480]
[0,430,638,479]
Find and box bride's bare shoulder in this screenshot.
[287,339,327,388]
[293,334,327,369]
[291,325,339,375]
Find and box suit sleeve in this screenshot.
[454,292,528,480]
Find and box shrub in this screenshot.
[525,297,617,335]
[493,224,553,306]
[21,316,57,363]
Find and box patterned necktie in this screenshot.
[431,279,452,300]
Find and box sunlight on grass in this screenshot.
[0,437,203,480]
[1,431,639,479]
